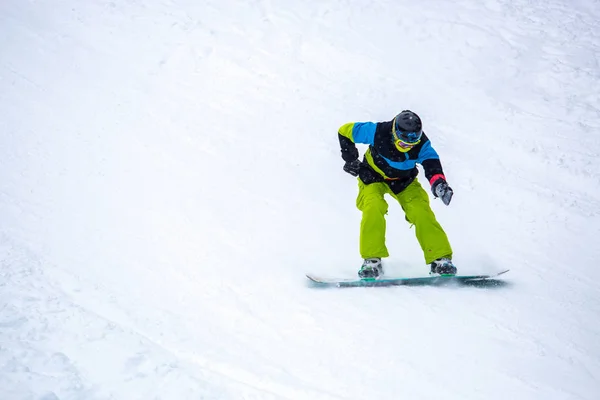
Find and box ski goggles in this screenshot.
[392,124,422,151]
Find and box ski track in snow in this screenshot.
[1,237,297,400]
[2,0,600,399]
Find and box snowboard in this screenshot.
[306,269,509,288]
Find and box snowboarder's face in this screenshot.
[392,130,420,152]
[392,120,421,152]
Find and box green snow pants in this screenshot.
[356,178,453,264]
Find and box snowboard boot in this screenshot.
[358,258,383,279]
[430,257,457,276]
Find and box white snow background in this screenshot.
[1,0,600,399]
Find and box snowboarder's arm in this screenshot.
[338,122,377,161]
[418,138,453,205]
[417,139,446,185]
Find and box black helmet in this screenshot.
[393,110,423,144]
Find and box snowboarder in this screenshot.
[338,110,456,279]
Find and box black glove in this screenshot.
[343,159,362,177]
[431,178,453,206]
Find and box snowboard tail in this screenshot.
[306,270,509,288]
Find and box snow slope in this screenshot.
[1,0,600,399]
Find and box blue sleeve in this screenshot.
[417,140,440,163]
[352,122,377,145]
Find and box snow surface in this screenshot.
[2,0,600,399]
